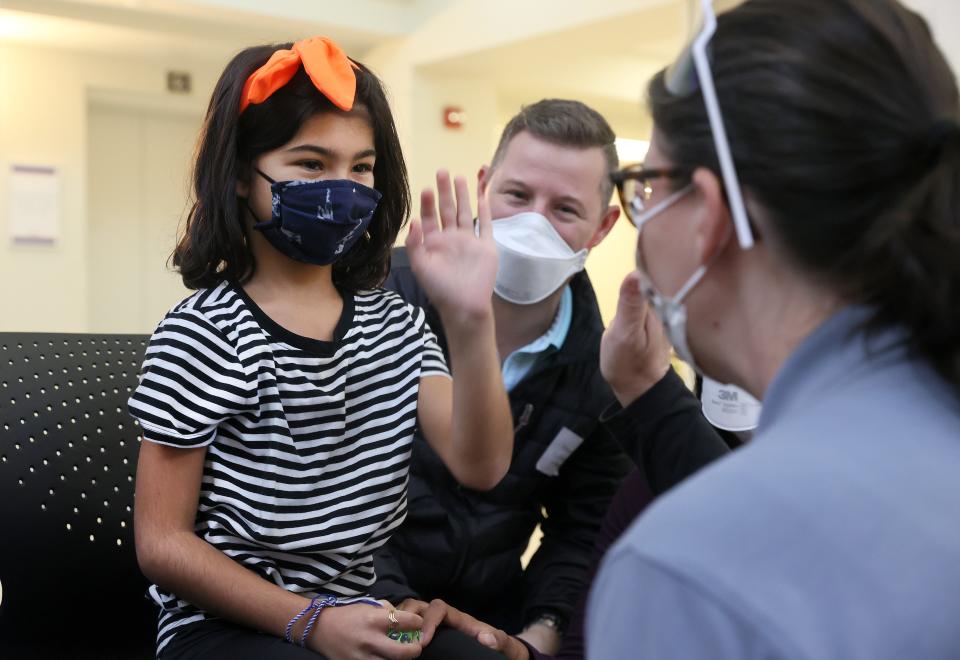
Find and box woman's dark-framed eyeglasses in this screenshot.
[611,166,692,223]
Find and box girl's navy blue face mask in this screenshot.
[250,168,382,266]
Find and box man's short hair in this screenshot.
[491,98,619,205]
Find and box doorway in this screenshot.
[87,101,200,333]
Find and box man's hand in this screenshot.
[517,622,562,654]
[398,598,530,660]
[600,270,673,407]
[397,598,444,645]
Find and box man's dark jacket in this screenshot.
[371,248,631,632]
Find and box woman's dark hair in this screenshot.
[173,42,409,292]
[648,0,960,388]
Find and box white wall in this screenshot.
[87,103,200,333]
[0,41,220,332]
[905,0,960,82]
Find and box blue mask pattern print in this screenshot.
[252,169,382,265]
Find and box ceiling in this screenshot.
[0,0,690,127]
[0,0,452,61]
[1,0,952,127]
[422,2,687,118]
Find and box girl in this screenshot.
[129,37,512,659]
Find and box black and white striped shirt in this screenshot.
[128,282,449,654]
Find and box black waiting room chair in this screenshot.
[0,334,155,659]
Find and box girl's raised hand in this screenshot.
[406,170,498,325]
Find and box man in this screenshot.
[378,271,734,660]
[373,99,631,654]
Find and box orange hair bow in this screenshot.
[239,36,360,114]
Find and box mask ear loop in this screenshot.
[636,180,731,307]
[244,200,275,230]
[255,168,277,184]
[243,169,280,230]
[670,218,734,307]
[632,184,694,231]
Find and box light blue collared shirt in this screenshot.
[501,285,573,392]
[587,306,960,659]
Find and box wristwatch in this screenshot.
[530,612,566,635]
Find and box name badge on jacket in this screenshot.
[535,427,584,477]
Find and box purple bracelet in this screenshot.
[285,595,337,646]
[300,595,337,647]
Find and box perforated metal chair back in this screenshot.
[0,333,155,658]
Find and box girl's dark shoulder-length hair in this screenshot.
[172,42,409,293]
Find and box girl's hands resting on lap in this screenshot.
[309,603,423,660]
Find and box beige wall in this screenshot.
[0,38,642,334]
[86,103,201,333]
[409,71,500,211]
[2,0,958,333]
[364,44,501,217]
[0,41,219,332]
[1,43,87,332]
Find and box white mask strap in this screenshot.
[672,264,708,305]
[632,184,695,231]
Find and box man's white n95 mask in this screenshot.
[490,212,588,305]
